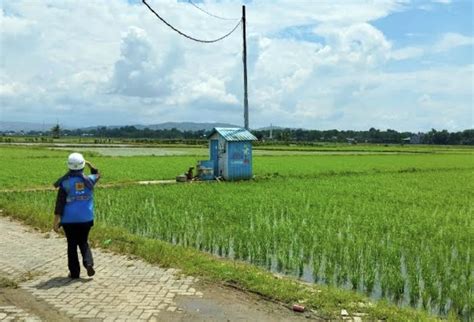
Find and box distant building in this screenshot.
[410,133,424,144]
[402,134,423,144]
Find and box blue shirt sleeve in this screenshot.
[88,174,99,185]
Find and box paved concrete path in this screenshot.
[0,305,41,321]
[0,217,201,321]
[0,216,313,322]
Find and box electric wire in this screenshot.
[142,0,241,44]
[187,0,240,21]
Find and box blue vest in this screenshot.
[61,175,98,224]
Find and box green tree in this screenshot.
[51,124,61,139]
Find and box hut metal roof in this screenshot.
[209,127,257,141]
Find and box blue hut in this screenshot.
[207,127,257,181]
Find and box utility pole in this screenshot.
[242,5,249,130]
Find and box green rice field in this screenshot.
[0,144,472,320]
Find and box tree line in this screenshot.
[253,128,474,145]
[2,126,473,145]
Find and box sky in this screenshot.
[0,0,473,131]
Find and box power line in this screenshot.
[142,0,241,44]
[187,0,239,21]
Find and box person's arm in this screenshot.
[53,187,66,232]
[85,160,100,182]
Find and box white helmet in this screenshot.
[67,152,85,170]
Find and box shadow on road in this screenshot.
[34,276,92,289]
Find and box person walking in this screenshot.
[53,152,100,279]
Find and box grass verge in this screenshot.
[0,203,448,322]
[0,276,18,288]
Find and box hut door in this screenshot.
[210,139,219,176]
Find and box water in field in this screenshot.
[151,206,472,320]
[51,147,208,156]
[187,234,470,320]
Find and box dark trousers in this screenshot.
[62,222,94,278]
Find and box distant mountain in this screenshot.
[1,121,242,132]
[0,121,58,132]
[142,122,241,131]
[82,122,240,132]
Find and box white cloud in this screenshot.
[0,0,471,131]
[389,33,473,62]
[314,22,392,67]
[108,26,168,98]
[434,33,474,52]
[0,11,37,35]
[390,46,425,60]
[0,81,27,97]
